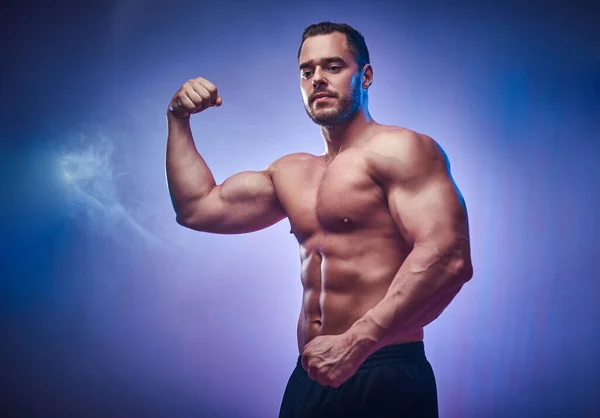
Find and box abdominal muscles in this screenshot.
[297,234,414,351]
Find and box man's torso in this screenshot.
[271,126,423,352]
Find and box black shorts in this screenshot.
[279,341,438,418]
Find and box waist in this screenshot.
[296,341,427,371]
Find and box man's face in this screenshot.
[298,32,363,126]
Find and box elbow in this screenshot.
[453,255,473,284]
[175,208,213,232]
[175,209,196,229]
[415,238,473,285]
[172,198,204,229]
[447,242,473,284]
[175,214,190,228]
[438,238,473,284]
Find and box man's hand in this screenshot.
[301,333,369,388]
[168,77,223,119]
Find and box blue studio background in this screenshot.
[1,0,599,417]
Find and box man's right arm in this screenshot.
[165,78,286,234]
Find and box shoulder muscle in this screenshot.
[367,129,449,190]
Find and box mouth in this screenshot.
[312,94,335,104]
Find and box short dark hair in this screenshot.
[298,22,370,69]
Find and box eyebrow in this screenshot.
[299,56,347,70]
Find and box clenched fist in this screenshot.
[301,333,369,388]
[168,77,222,119]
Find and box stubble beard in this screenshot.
[304,85,362,127]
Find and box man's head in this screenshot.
[298,22,372,127]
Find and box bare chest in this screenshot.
[274,154,390,244]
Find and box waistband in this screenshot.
[296,341,427,371]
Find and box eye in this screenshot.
[328,65,341,71]
[301,71,313,79]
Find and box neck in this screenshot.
[321,107,376,159]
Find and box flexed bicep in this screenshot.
[178,169,286,234]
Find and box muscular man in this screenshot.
[166,22,472,418]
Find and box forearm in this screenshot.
[350,243,472,352]
[165,112,217,217]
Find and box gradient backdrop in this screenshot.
[1,0,599,417]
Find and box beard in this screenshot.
[303,84,362,127]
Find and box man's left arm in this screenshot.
[349,131,474,353]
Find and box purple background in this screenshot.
[1,0,599,417]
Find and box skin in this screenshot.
[166,31,473,389]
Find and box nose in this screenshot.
[312,67,327,89]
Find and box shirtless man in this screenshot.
[166,22,472,418]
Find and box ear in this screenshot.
[361,64,373,89]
